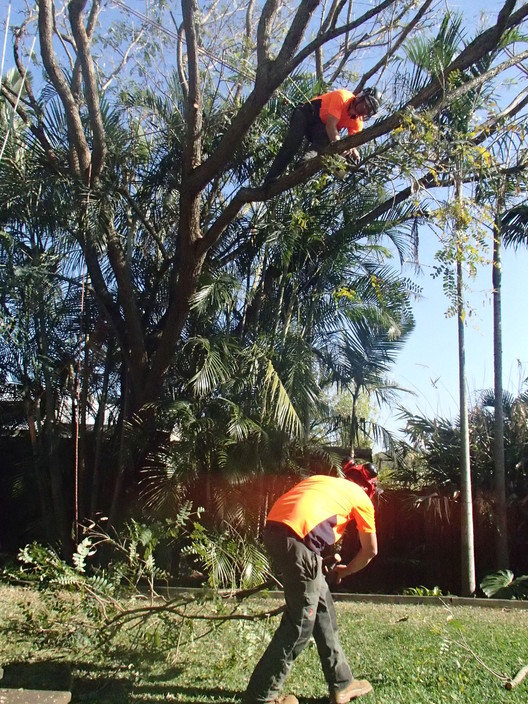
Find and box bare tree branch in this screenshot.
[356,0,436,92]
[274,0,320,67]
[101,29,145,93]
[285,0,401,77]
[256,0,281,67]
[105,223,148,376]
[71,0,101,100]
[181,0,203,174]
[37,0,90,178]
[117,188,170,262]
[68,0,107,183]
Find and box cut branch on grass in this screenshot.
[505,664,528,690]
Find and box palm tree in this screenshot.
[395,10,512,594]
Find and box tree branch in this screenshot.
[117,188,170,262]
[0,84,60,169]
[356,0,435,92]
[256,0,280,67]
[81,244,128,354]
[181,0,203,174]
[71,0,100,99]
[68,0,107,184]
[105,222,148,376]
[38,0,90,178]
[274,0,320,68]
[284,0,400,77]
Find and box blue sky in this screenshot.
[381,237,528,435]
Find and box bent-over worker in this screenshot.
[243,459,380,704]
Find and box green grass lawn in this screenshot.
[0,584,527,704]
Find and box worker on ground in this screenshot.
[243,459,379,704]
[263,87,382,185]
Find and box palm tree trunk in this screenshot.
[109,366,131,525]
[349,385,361,458]
[90,340,113,518]
[455,177,476,596]
[492,199,509,568]
[25,395,54,543]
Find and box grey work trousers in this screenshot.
[244,523,353,703]
[264,100,330,182]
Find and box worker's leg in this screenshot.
[304,99,331,156]
[264,106,309,183]
[312,576,354,693]
[243,525,319,703]
[307,118,331,154]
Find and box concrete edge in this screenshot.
[0,690,71,704]
[155,586,528,609]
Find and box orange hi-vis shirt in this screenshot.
[266,475,375,554]
[312,89,363,136]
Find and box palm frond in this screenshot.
[263,359,303,438]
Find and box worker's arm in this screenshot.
[331,531,378,584]
[325,115,360,162]
[325,114,340,142]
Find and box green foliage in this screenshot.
[4,508,199,598]
[71,537,97,574]
[403,585,445,597]
[480,570,528,600]
[393,386,528,492]
[4,508,272,603]
[15,542,88,587]
[183,522,270,591]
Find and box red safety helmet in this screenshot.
[342,457,379,499]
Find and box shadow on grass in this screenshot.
[0,659,72,691]
[71,661,187,702]
[1,661,329,704]
[121,684,328,704]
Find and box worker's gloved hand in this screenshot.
[323,553,342,586]
[344,147,360,163]
[328,563,350,586]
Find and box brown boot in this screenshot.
[330,679,373,703]
[274,697,299,704]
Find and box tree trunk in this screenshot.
[455,177,476,596]
[349,386,361,458]
[492,199,509,569]
[109,365,132,525]
[36,295,73,559]
[90,340,113,518]
[25,396,54,543]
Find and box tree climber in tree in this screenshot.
[243,459,380,704]
[263,87,382,185]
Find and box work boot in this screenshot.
[330,679,373,703]
[273,696,299,704]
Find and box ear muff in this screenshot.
[342,458,379,498]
